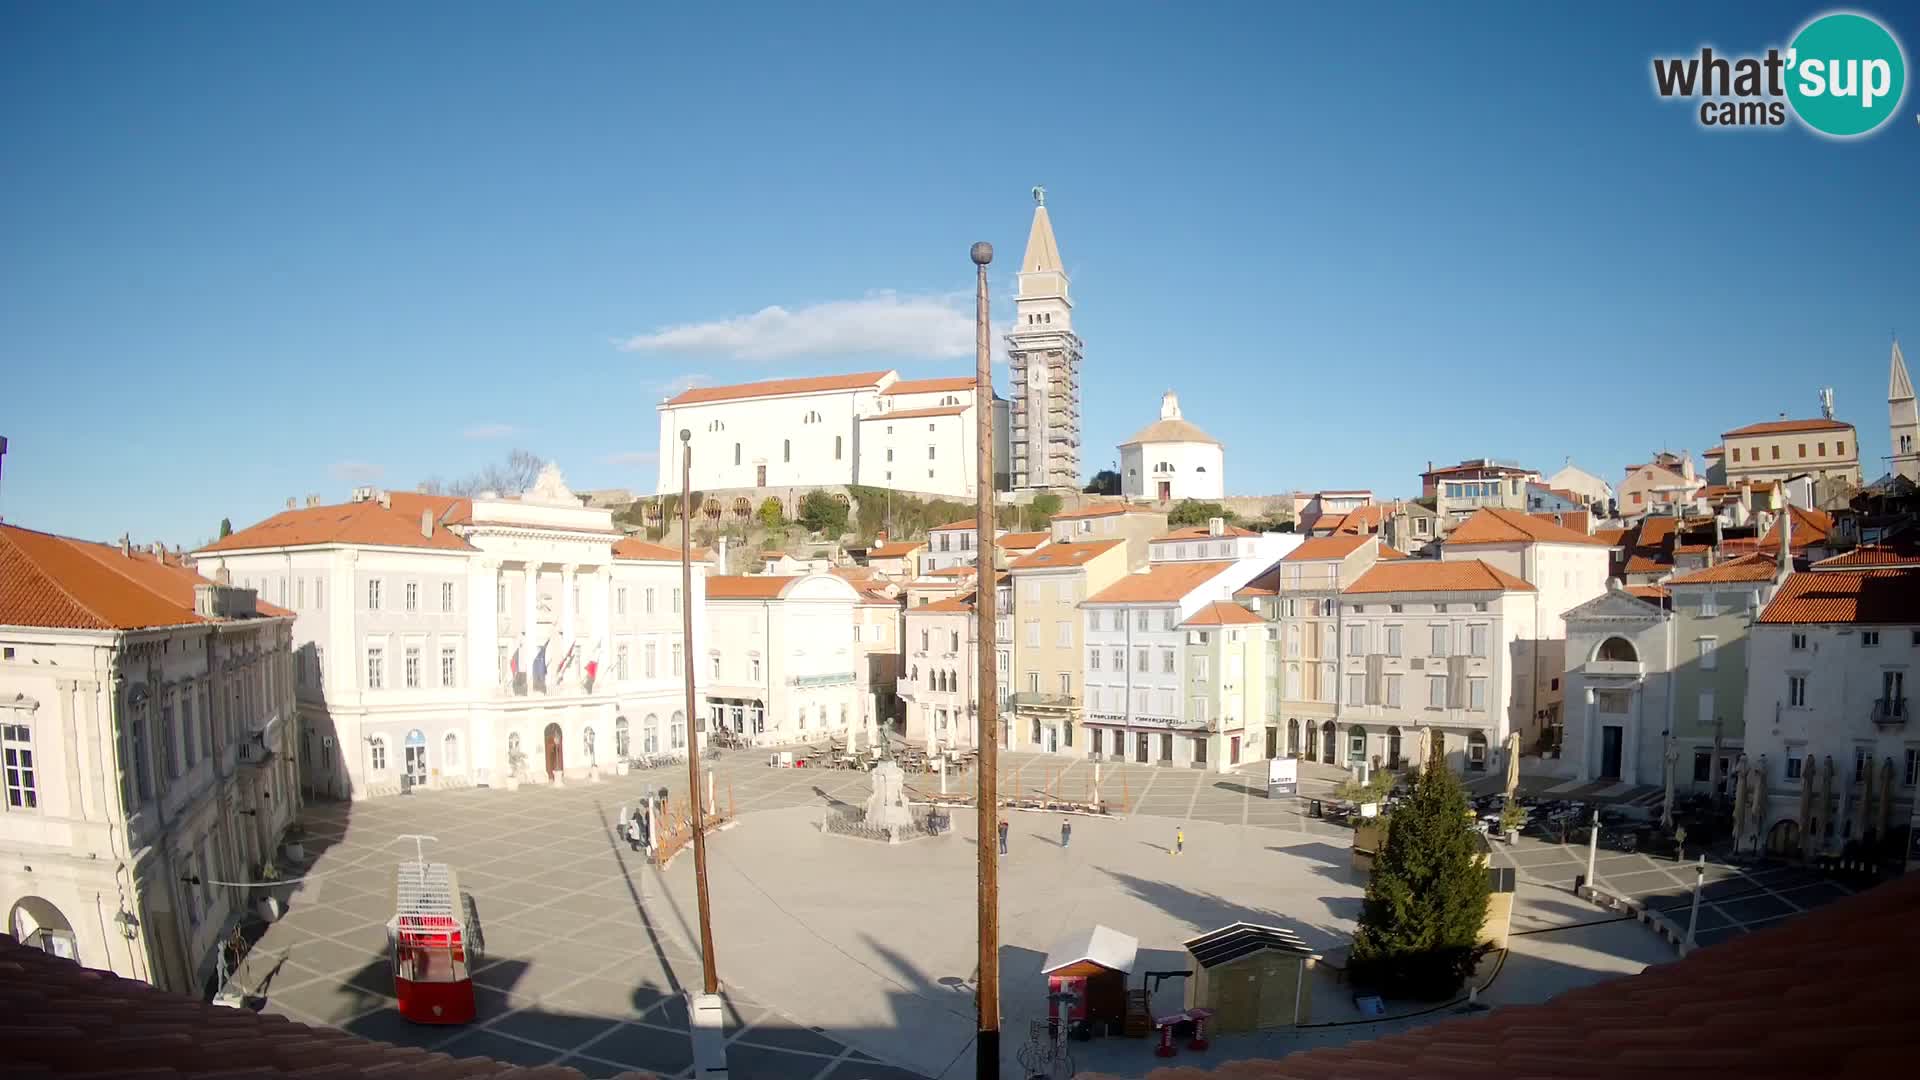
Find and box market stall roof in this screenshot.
[1042,924,1139,976]
[1182,922,1318,968]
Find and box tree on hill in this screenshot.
[1348,738,1492,1000]
[756,496,786,531]
[219,517,233,538]
[798,490,849,536]
[1083,470,1121,496]
[1168,500,1236,528]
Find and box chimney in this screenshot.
[215,566,232,585]
[421,510,433,538]
[416,483,429,494]
[306,493,320,508]
[1207,517,1225,537]
[119,533,130,558]
[377,490,392,510]
[719,535,729,572]
[286,497,296,510]
[1777,504,1792,582]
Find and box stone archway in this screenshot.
[543,723,564,780]
[9,895,77,961]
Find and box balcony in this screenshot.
[237,713,282,768]
[1585,660,1643,679]
[789,672,857,689]
[1872,696,1908,730]
[1011,690,1080,711]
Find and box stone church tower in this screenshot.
[1891,339,1918,483]
[1005,188,1083,491]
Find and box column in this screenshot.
[592,566,613,693]
[1626,685,1641,786]
[469,559,500,691]
[1581,688,1597,782]
[523,564,539,678]
[560,563,578,689]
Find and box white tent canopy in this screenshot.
[1042,923,1139,975]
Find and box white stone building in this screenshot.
[1007,189,1083,491]
[702,573,862,744]
[2,523,297,996]
[652,371,1007,501]
[1560,584,1675,787]
[192,468,704,798]
[1147,521,1300,566]
[900,574,1010,753]
[1548,460,1616,510]
[1119,391,1224,503]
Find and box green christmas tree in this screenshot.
[1348,736,1491,999]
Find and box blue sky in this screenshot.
[3,1,1916,546]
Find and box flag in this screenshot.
[532,641,549,687]
[511,643,521,676]
[554,642,578,681]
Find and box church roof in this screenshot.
[1891,339,1913,402]
[662,370,892,407]
[1118,416,1221,447]
[1022,201,1063,274]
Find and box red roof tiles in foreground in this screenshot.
[1626,584,1671,602]
[1758,566,1920,624]
[1346,559,1534,595]
[879,375,976,396]
[705,575,802,600]
[1,524,287,631]
[1723,416,1854,437]
[1083,871,1920,1080]
[1665,553,1779,586]
[867,540,925,559]
[1181,600,1265,627]
[998,530,1050,550]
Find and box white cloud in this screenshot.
[618,291,975,360]
[602,450,659,467]
[462,423,519,440]
[329,461,384,483]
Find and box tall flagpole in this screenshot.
[969,240,1001,1079]
[680,429,720,995]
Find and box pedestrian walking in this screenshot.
[626,815,642,852]
[1175,826,1184,856]
[1060,818,1072,849]
[998,819,1010,856]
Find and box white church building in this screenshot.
[653,372,1008,501]
[1120,390,1224,503]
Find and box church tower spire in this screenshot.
[1004,187,1083,491]
[1890,337,1918,482]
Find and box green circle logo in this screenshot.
[1786,12,1906,137]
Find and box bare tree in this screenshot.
[439,449,547,497]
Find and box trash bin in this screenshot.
[400,773,413,796]
[1308,798,1323,819]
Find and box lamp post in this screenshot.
[970,239,1001,1080]
[679,428,720,996]
[1683,854,1706,950]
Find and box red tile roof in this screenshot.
[1592,527,1628,547]
[926,565,979,577]
[1,524,288,631]
[918,593,977,613]
[859,404,968,421]
[928,518,978,531]
[611,536,683,561]
[199,499,476,554]
[1281,534,1373,562]
[1181,600,1265,627]
[1626,584,1671,601]
[1010,539,1124,570]
[1447,508,1608,546]
[867,540,925,559]
[1528,509,1591,535]
[1703,444,1724,457]
[1086,561,1237,604]
[1376,543,1410,560]
[999,530,1050,550]
[1757,505,1834,552]
[1813,538,1920,568]
[1758,566,1920,624]
[1723,416,1854,437]
[705,575,802,600]
[879,376,976,396]
[0,932,584,1078]
[1049,502,1163,521]
[1666,553,1779,585]
[1082,870,1920,1080]
[1346,559,1534,595]
[663,369,891,406]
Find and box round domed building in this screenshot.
[1118,390,1223,503]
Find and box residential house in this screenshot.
[702,573,861,745]
[1423,459,1541,528]
[1146,521,1300,566]
[1046,503,1168,567]
[1662,553,1786,792]
[1291,490,1372,535]
[1235,534,1386,764]
[1547,460,1616,510]
[1337,559,1540,775]
[1181,602,1271,770]
[1720,417,1861,490]
[1,523,297,996]
[1008,540,1130,753]
[1619,451,1703,519]
[194,468,704,797]
[902,574,1010,751]
[864,538,926,580]
[1439,508,1612,748]
[922,520,985,573]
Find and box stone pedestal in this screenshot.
[863,760,915,843]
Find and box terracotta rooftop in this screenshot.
[705,575,802,600]
[867,540,925,559]
[1010,539,1124,570]
[1181,600,1265,627]
[610,537,682,562]
[1082,871,1920,1080]
[1757,505,1834,552]
[1666,553,1780,586]
[1422,460,1534,477]
[1331,504,1394,534]
[859,404,968,421]
[1529,509,1591,535]
[1345,559,1534,595]
[1153,524,1259,541]
[1376,543,1410,560]
[1049,502,1163,521]
[926,565,979,578]
[0,932,597,1079]
[1813,538,1920,569]
[918,592,977,614]
[1626,584,1671,602]
[662,369,891,406]
[1280,534,1373,562]
[2,524,290,631]
[1085,561,1237,604]
[1704,444,1724,457]
[879,376,976,396]
[928,518,978,532]
[998,530,1050,550]
[1723,416,1854,437]
[199,498,477,554]
[1758,566,1920,624]
[1447,508,1608,547]
[1592,527,1628,547]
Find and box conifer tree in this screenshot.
[1349,733,1491,999]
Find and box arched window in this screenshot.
[643,714,659,754]
[443,732,460,769]
[1348,725,1367,762]
[1387,726,1403,769]
[835,435,843,460]
[615,716,631,758]
[1321,721,1336,764]
[670,711,686,749]
[1286,718,1300,757]
[1596,637,1639,663]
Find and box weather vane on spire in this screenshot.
[1032,185,1045,206]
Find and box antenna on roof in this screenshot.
[1817,387,1834,420]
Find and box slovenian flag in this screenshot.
[532,641,549,684]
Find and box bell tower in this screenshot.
[1891,339,1918,483]
[1004,187,1083,491]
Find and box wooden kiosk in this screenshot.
[1040,924,1138,1035]
[1182,922,1319,1031]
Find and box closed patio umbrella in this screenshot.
[1797,761,1814,858]
[1878,757,1897,844]
[1745,758,1767,854]
[1854,760,1874,847]
[1726,754,1746,840]
[1504,731,1522,800]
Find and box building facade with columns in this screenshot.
[192,467,706,799]
[1,523,298,997]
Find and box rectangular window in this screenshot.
[751,658,762,681]
[440,646,457,686]
[1058,672,1071,696]
[1798,443,1806,458]
[1469,625,1488,658]
[404,645,421,688]
[1787,754,1803,781]
[1136,610,1150,632]
[367,647,384,690]
[1056,621,1071,647]
[644,587,656,614]
[1348,625,1365,655]
[405,582,418,612]
[1818,441,1826,455]
[1693,751,1712,783]
[1862,630,1880,647]
[1698,638,1718,670]
[1347,673,1365,704]
[1162,649,1175,674]
[1429,675,1447,707]
[617,645,633,680]
[497,581,507,614]
[1193,656,1210,680]
[1906,747,1919,787]
[1385,673,1402,707]
[368,579,382,610]
[1788,675,1807,708]
[1837,440,1847,456]
[296,577,306,608]
[616,588,628,615]
[1136,648,1149,673]
[672,588,682,613]
[1430,625,1449,656]
[644,641,657,678]
[1025,621,1040,646]
[1731,447,1741,462]
[1386,626,1402,657]
[671,642,682,673]
[440,581,455,612]
[1110,647,1124,671]
[1770,445,1780,460]
[3,722,38,810]
[1700,592,1719,617]
[711,655,721,680]
[1088,648,1101,672]
[1791,631,1808,650]
[1469,677,1487,710]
